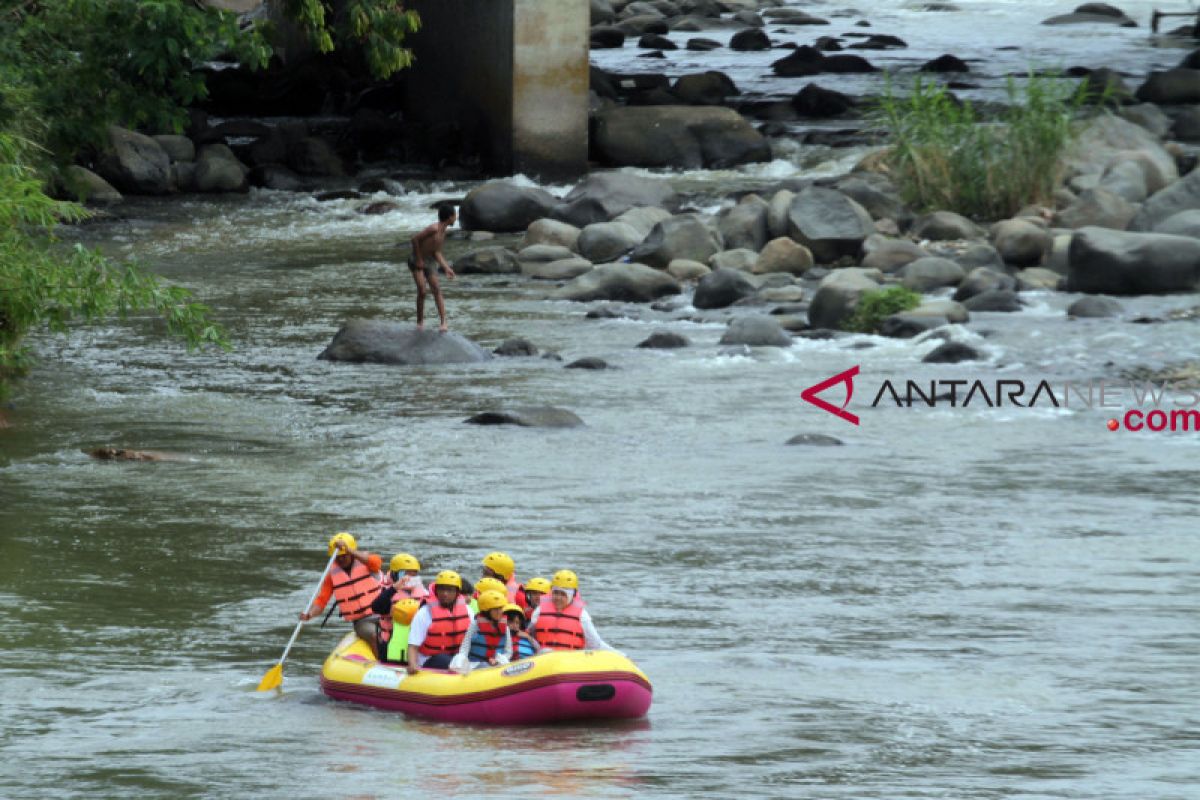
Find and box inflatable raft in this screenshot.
[319,633,652,724]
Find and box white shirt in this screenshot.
[528,607,617,652]
[407,604,436,666]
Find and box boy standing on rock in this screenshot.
[407,205,457,332]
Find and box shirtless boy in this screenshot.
[407,205,458,332]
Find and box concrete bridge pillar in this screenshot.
[405,0,589,180]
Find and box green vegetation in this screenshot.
[0,127,228,402]
[842,286,922,334]
[874,74,1088,221]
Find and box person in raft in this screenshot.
[504,603,540,661]
[370,553,428,656]
[407,205,457,332]
[406,570,471,673]
[449,589,513,671]
[528,570,619,653]
[385,598,422,665]
[480,550,523,605]
[299,533,383,655]
[521,576,550,616]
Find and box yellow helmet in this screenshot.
[524,576,551,595]
[551,569,579,590]
[391,598,421,625]
[475,577,507,597]
[481,551,515,580]
[389,553,420,573]
[502,603,525,619]
[477,590,507,613]
[433,570,463,590]
[328,532,357,556]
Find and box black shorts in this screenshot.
[407,255,437,280]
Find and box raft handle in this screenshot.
[576,684,616,702]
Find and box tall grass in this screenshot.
[874,74,1089,221]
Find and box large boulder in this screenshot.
[465,406,584,428]
[95,126,171,195]
[785,186,874,263]
[953,267,1016,302]
[911,210,984,240]
[1056,187,1137,231]
[62,166,122,205]
[693,268,757,308]
[1135,69,1200,104]
[899,257,966,291]
[672,71,739,106]
[318,320,492,365]
[1067,116,1177,195]
[629,214,723,268]
[807,268,882,329]
[861,237,928,272]
[1067,295,1123,317]
[719,315,793,347]
[717,195,769,251]
[1099,160,1149,204]
[991,218,1050,266]
[454,246,521,274]
[287,137,344,176]
[1129,168,1200,232]
[1154,209,1200,238]
[194,144,248,193]
[593,106,771,169]
[460,181,558,232]
[730,28,770,51]
[832,175,910,224]
[792,83,855,117]
[1067,227,1200,294]
[520,218,582,251]
[576,221,644,263]
[551,172,677,226]
[551,263,682,302]
[753,237,814,275]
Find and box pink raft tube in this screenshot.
[319,633,653,724]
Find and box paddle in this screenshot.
[256,550,339,691]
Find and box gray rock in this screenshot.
[494,338,539,356]
[709,248,759,271]
[576,221,644,263]
[1129,168,1200,232]
[667,259,711,281]
[152,135,195,163]
[899,256,966,291]
[879,313,949,338]
[860,237,928,272]
[1042,11,1135,26]
[455,247,521,274]
[753,237,814,275]
[460,181,559,232]
[807,268,882,329]
[637,331,690,348]
[962,289,1022,312]
[1099,160,1149,204]
[717,195,769,251]
[785,186,874,263]
[318,320,492,365]
[520,218,582,251]
[1067,226,1200,294]
[766,189,795,239]
[1067,295,1123,317]
[991,218,1050,266]
[922,341,984,363]
[95,126,171,195]
[248,164,307,191]
[954,242,1006,270]
[592,0,616,24]
[833,174,910,224]
[1118,103,1173,139]
[694,268,758,309]
[1056,187,1137,230]
[565,356,610,369]
[593,106,771,169]
[719,314,793,346]
[518,244,576,264]
[551,263,682,302]
[287,137,344,176]
[673,71,740,106]
[910,299,970,323]
[911,210,983,240]
[523,257,594,280]
[194,144,248,193]
[630,214,723,269]
[551,173,678,226]
[1067,116,1177,195]
[786,433,844,446]
[954,267,1017,302]
[1016,267,1066,291]
[612,206,674,238]
[465,406,584,428]
[1153,209,1200,238]
[63,166,122,205]
[1135,68,1200,105]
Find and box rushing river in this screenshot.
[2,2,1200,798]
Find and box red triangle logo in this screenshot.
[801,366,860,425]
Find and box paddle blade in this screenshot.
[256,663,283,692]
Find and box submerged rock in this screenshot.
[465,406,584,428]
[785,433,844,446]
[318,320,492,365]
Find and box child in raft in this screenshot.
[449,589,512,672]
[504,604,540,661]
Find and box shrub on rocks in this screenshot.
[841,286,922,333]
[808,268,883,329]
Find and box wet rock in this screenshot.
[153,135,195,164]
[687,38,722,51]
[861,237,927,272]
[899,257,966,291]
[911,211,983,240]
[359,201,400,215]
[518,244,575,266]
[585,306,625,319]
[1016,267,1066,291]
[962,289,1022,312]
[524,257,594,280]
[767,189,795,240]
[709,249,759,271]
[465,406,584,428]
[551,263,682,302]
[248,164,307,191]
[879,314,949,338]
[991,218,1051,266]
[1118,103,1172,139]
[630,214,723,269]
[1067,295,1123,317]
[318,320,492,365]
[592,0,616,24]
[786,433,844,446]
[194,144,248,193]
[593,106,771,169]
[1056,187,1137,230]
[762,8,829,25]
[455,246,521,274]
[565,357,609,369]
[814,36,842,51]
[694,268,758,309]
[552,172,677,226]
[1099,160,1149,204]
[785,186,874,263]
[639,33,677,50]
[667,259,710,281]
[717,195,769,251]
[520,218,582,251]
[591,26,626,48]
[287,137,344,176]
[753,237,814,275]
[637,331,691,348]
[953,267,1017,302]
[460,181,558,232]
[1154,209,1200,238]
[730,28,771,51]
[772,46,876,77]
[832,175,909,224]
[86,448,192,462]
[1129,168,1200,232]
[921,54,969,72]
[792,83,855,117]
[922,342,984,363]
[95,126,171,195]
[1067,227,1200,294]
[612,206,674,239]
[848,34,907,49]
[672,71,738,105]
[1135,69,1200,104]
[494,338,539,356]
[911,298,970,324]
[807,268,882,329]
[1042,9,1135,26]
[63,166,122,205]
[719,314,793,346]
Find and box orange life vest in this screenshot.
[378,580,429,643]
[331,561,381,622]
[534,596,587,651]
[417,597,471,656]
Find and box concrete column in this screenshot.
[406,0,588,180]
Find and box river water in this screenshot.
[3,2,1200,798]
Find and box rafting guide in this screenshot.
[257,541,649,724]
